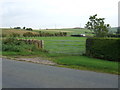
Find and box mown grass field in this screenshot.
[18,37,87,55]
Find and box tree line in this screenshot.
[13,27,33,31]
[23,31,67,37]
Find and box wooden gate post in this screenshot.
[41,40,44,49]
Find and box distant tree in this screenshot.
[23,27,26,29]
[117,27,120,34]
[26,28,33,31]
[85,14,110,37]
[23,32,34,37]
[14,27,21,29]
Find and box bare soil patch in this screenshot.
[2,56,57,66]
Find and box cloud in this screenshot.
[1,0,119,28]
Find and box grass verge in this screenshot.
[51,55,119,75]
[2,51,119,75]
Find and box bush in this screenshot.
[117,27,120,34]
[2,38,36,52]
[107,34,120,37]
[14,27,21,29]
[26,28,33,31]
[2,37,48,56]
[2,34,7,37]
[86,38,120,61]
[23,32,34,37]
[22,31,67,37]
[10,33,20,37]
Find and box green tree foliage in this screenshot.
[23,32,34,37]
[86,38,120,61]
[23,27,26,29]
[14,27,21,29]
[10,33,20,37]
[23,31,67,37]
[26,28,33,31]
[85,14,110,37]
[117,27,120,34]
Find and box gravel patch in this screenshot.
[16,57,57,65]
[2,56,57,66]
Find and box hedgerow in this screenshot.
[86,37,120,61]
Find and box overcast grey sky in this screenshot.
[1,0,119,29]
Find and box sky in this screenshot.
[0,0,119,29]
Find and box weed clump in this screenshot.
[2,37,47,55]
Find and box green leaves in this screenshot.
[85,14,110,37]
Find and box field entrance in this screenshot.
[45,40,86,55]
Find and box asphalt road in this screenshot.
[2,58,118,88]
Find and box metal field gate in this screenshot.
[44,40,86,55]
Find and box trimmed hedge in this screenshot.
[86,38,120,61]
[23,32,67,37]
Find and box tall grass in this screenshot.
[2,37,47,56]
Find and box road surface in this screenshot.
[2,58,118,88]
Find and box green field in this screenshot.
[1,28,119,75]
[34,28,93,36]
[1,27,117,37]
[1,28,94,37]
[18,37,87,55]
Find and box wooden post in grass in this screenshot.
[37,40,41,48]
[41,40,44,49]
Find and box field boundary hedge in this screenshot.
[86,38,120,61]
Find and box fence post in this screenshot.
[41,40,44,49]
[37,40,41,48]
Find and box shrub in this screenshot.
[2,38,25,52]
[14,27,21,29]
[10,33,20,37]
[23,27,26,29]
[23,31,67,37]
[86,38,120,61]
[117,27,120,34]
[2,38,44,52]
[107,34,120,38]
[2,34,7,37]
[26,28,33,31]
[2,37,48,56]
[23,32,34,37]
